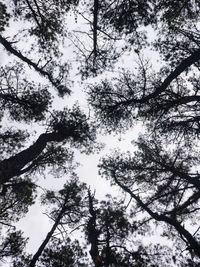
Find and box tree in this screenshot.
[98,137,200,257]
[87,0,200,261]
[26,178,88,267]
[85,191,180,267]
[0,1,97,264]
[36,238,87,267]
[0,105,96,185]
[9,178,88,267]
[1,0,200,265]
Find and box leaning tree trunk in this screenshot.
[0,131,69,185]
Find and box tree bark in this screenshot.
[0,131,70,185]
[28,204,67,267]
[87,190,103,267]
[105,218,110,267]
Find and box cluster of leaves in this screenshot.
[0,178,37,223]
[0,128,29,158]
[37,238,87,267]
[100,0,155,33]
[75,0,152,78]
[0,1,10,32]
[0,231,27,261]
[48,105,97,152]
[0,64,52,122]
[12,0,79,55]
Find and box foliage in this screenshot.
[0,2,10,32]
[1,0,200,266]
[37,238,87,267]
[47,104,97,152]
[0,178,36,223]
[12,0,79,55]
[0,230,27,261]
[0,63,52,122]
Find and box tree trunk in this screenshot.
[28,204,67,267]
[0,131,68,184]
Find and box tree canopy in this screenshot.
[1,0,200,266]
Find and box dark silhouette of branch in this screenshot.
[24,0,42,30]
[109,49,200,107]
[0,129,74,185]
[112,171,200,258]
[28,203,67,267]
[87,190,103,267]
[93,0,99,61]
[142,48,200,101]
[153,160,200,189]
[166,190,200,216]
[32,0,45,27]
[0,34,70,93]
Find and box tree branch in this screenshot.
[0,34,69,93]
[87,189,103,267]
[112,171,200,257]
[28,204,67,267]
[0,130,73,185]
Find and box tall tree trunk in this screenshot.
[0,131,68,185]
[87,190,103,267]
[104,218,110,267]
[28,204,67,267]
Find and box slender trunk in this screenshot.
[105,218,110,267]
[88,190,103,267]
[28,205,67,267]
[25,0,42,30]
[93,0,98,59]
